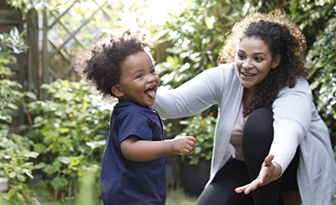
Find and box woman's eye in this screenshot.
[255,57,263,62]
[237,54,244,59]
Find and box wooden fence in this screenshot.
[1,0,119,131]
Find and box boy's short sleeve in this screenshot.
[117,111,153,143]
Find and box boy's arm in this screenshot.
[120,136,196,162]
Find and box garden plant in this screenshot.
[0,28,38,203]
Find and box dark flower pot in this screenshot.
[179,157,211,196]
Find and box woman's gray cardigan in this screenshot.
[154,63,336,205]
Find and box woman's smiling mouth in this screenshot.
[241,72,256,77]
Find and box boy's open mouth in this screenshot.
[145,85,156,99]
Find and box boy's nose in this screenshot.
[147,75,155,83]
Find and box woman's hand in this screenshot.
[235,154,282,195]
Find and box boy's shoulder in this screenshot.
[113,100,157,118]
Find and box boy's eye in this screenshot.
[135,74,143,79]
[150,68,156,73]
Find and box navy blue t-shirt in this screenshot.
[99,100,166,205]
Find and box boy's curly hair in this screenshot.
[75,29,153,98]
[218,10,309,117]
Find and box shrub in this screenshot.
[20,79,113,203]
[0,28,38,203]
[307,18,336,148]
[179,113,216,164]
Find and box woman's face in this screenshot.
[235,37,280,94]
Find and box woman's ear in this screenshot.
[111,85,124,98]
[271,54,281,69]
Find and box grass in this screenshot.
[2,183,334,205]
[166,188,198,205]
[0,185,198,205]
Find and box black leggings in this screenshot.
[196,108,299,205]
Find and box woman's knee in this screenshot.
[242,107,274,162]
[243,107,274,145]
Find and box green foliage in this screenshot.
[0,125,38,203]
[286,0,336,48]
[307,17,336,146]
[0,28,38,203]
[179,113,216,164]
[6,0,70,13]
[0,28,30,124]
[157,0,247,89]
[20,79,113,202]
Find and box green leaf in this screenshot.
[9,172,16,178]
[7,103,18,110]
[193,147,201,154]
[33,143,47,154]
[51,177,68,191]
[23,152,39,158]
[58,156,71,164]
[17,174,26,182]
[24,92,37,100]
[58,127,70,133]
[69,157,80,169]
[7,189,15,198]
[189,158,198,165]
[23,169,33,179]
[86,141,106,150]
[34,162,46,169]
[16,192,25,202]
[82,100,88,110]
[43,164,59,176]
[0,114,12,123]
[40,84,51,90]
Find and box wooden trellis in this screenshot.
[1,0,122,130]
[41,0,112,97]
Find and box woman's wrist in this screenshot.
[272,162,282,180]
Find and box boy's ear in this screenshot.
[111,85,124,98]
[271,54,281,69]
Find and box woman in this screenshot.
[154,11,336,205]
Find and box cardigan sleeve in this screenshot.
[154,65,229,118]
[270,77,312,175]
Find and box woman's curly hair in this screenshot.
[75,29,153,98]
[218,10,309,117]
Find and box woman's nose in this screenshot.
[242,59,253,69]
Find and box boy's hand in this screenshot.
[171,136,196,155]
